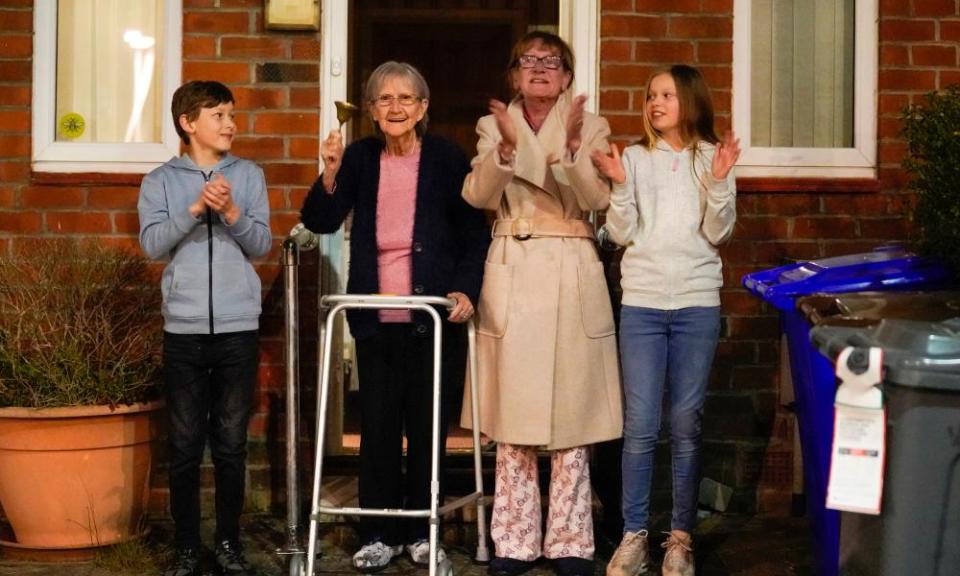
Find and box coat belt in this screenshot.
[491,218,595,240]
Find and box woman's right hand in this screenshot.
[591,143,625,185]
[489,99,517,162]
[321,129,343,191]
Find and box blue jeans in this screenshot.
[163,330,259,549]
[618,306,720,532]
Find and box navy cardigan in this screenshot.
[300,134,490,339]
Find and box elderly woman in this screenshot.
[300,61,489,572]
[460,32,622,576]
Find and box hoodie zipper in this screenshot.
[202,170,215,335]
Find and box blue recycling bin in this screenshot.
[741,247,953,576]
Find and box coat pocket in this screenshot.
[477,261,513,338]
[578,261,616,338]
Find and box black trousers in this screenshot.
[163,330,259,550]
[353,322,465,545]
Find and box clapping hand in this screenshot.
[591,143,625,185]
[565,93,588,155]
[489,99,518,163]
[711,130,741,181]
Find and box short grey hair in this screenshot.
[364,61,430,138]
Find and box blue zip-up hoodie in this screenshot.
[138,153,272,334]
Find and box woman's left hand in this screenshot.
[565,93,589,156]
[712,130,741,181]
[446,291,475,323]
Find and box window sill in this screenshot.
[31,172,145,186]
[736,177,881,194]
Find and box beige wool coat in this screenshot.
[460,95,623,450]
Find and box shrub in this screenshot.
[901,85,960,276]
[0,239,162,408]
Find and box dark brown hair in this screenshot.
[171,80,235,145]
[506,30,575,95]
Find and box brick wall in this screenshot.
[0,0,956,520]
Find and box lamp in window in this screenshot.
[123,29,156,143]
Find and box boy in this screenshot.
[139,80,271,576]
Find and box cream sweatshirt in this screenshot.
[604,140,736,310]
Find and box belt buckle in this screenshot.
[512,218,532,241]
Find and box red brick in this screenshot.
[605,113,646,136]
[879,141,909,164]
[880,19,935,41]
[793,216,859,239]
[726,316,780,339]
[880,44,909,66]
[860,217,910,239]
[913,0,956,17]
[219,0,262,7]
[0,186,14,207]
[939,69,960,88]
[821,194,891,216]
[701,0,733,12]
[600,89,630,111]
[879,116,903,139]
[879,93,910,115]
[602,0,634,10]
[253,113,319,135]
[699,66,732,90]
[221,37,286,59]
[290,87,319,109]
[942,21,960,41]
[291,37,322,60]
[289,137,319,160]
[184,12,249,34]
[0,60,30,82]
[47,211,112,233]
[879,0,909,16]
[231,137,285,159]
[263,163,320,187]
[232,87,287,110]
[111,211,140,234]
[0,9,32,32]
[635,0,699,12]
[601,15,668,38]
[697,40,733,64]
[601,39,632,61]
[734,216,790,240]
[742,194,818,216]
[0,86,29,106]
[720,291,764,315]
[601,64,656,87]
[183,61,250,84]
[184,0,215,6]
[668,16,732,39]
[712,89,731,114]
[183,36,216,58]
[0,211,41,232]
[267,188,285,210]
[87,187,140,209]
[0,161,29,181]
[912,44,957,66]
[0,134,29,157]
[879,68,936,90]
[0,33,30,57]
[634,40,695,63]
[20,187,84,208]
[752,241,822,265]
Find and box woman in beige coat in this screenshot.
[461,31,621,576]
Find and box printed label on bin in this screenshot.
[826,346,886,515]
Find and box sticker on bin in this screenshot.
[826,346,886,515]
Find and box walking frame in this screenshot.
[279,231,490,576]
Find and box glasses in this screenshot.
[517,54,563,70]
[373,94,421,107]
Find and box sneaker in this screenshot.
[215,539,256,576]
[406,538,447,566]
[606,530,649,576]
[164,547,201,576]
[353,540,403,572]
[660,531,694,576]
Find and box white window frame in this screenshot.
[732,0,877,179]
[32,0,183,174]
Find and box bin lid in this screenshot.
[797,291,960,327]
[811,318,960,391]
[741,246,953,311]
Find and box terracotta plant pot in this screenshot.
[0,401,162,549]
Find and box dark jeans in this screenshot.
[353,323,465,545]
[163,330,259,550]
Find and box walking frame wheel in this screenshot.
[304,295,490,576]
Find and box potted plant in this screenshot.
[901,84,960,277]
[0,238,163,551]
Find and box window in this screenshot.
[33,0,182,173]
[733,0,877,178]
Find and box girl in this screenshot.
[591,65,740,576]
